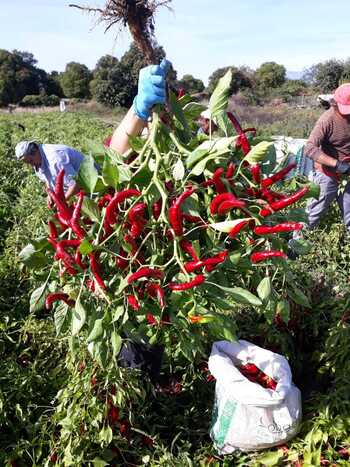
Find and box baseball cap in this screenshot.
[15,140,36,159]
[334,83,350,115]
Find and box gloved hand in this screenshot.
[336,160,350,174]
[133,58,171,121]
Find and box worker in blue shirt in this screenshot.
[15,58,171,199]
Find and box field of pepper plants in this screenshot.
[1,72,350,467]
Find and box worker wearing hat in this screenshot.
[304,82,350,230]
[198,108,218,136]
[15,58,171,199]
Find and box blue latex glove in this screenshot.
[133,58,171,121]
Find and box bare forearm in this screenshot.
[65,182,80,200]
[109,107,147,155]
[314,152,337,168]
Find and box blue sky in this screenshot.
[1,0,350,84]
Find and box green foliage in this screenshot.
[207,66,252,96]
[60,61,92,99]
[305,58,345,92]
[254,61,287,89]
[20,94,60,107]
[177,74,205,94]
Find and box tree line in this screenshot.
[1,45,350,108]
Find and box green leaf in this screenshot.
[258,450,284,466]
[71,297,87,336]
[128,134,147,153]
[183,102,206,121]
[287,287,311,308]
[82,197,100,223]
[186,137,236,169]
[305,181,320,199]
[118,165,132,183]
[257,277,272,301]
[87,318,104,343]
[92,458,109,467]
[19,244,49,269]
[209,69,232,116]
[276,299,290,323]
[54,302,71,335]
[76,154,99,194]
[29,283,48,312]
[229,287,263,306]
[111,331,122,357]
[79,238,94,255]
[102,155,119,188]
[215,111,236,137]
[244,141,276,165]
[98,426,113,445]
[131,167,152,186]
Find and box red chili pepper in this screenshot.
[75,249,87,270]
[48,188,72,225]
[127,267,164,284]
[146,313,157,325]
[45,293,75,310]
[168,274,205,291]
[184,260,206,273]
[70,191,86,239]
[48,220,58,240]
[213,168,226,193]
[98,193,113,210]
[59,239,81,249]
[116,248,129,269]
[146,283,166,308]
[217,198,247,215]
[261,163,296,188]
[152,199,162,220]
[227,112,251,155]
[201,179,215,188]
[127,294,140,311]
[225,162,235,179]
[250,250,287,263]
[55,241,78,273]
[85,278,95,292]
[210,193,237,215]
[259,187,309,217]
[250,164,261,185]
[89,252,107,289]
[128,202,147,239]
[254,222,304,235]
[124,234,145,264]
[228,220,249,238]
[182,213,202,224]
[108,405,119,426]
[177,87,185,99]
[169,187,196,236]
[104,189,141,227]
[180,239,199,261]
[55,169,65,198]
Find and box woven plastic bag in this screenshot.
[209,340,302,454]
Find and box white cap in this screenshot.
[15,141,36,159]
[200,109,212,120]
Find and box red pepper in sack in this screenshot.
[168,274,205,291]
[45,293,75,310]
[254,222,304,235]
[146,283,166,308]
[127,267,164,284]
[250,250,287,263]
[261,163,296,188]
[104,189,141,227]
[259,186,309,217]
[169,187,196,236]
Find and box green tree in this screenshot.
[91,44,177,108]
[177,74,204,94]
[304,59,344,92]
[207,66,252,96]
[255,62,286,89]
[60,62,92,98]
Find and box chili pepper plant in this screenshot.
[18,71,320,462]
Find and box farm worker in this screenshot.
[15,141,85,200]
[108,58,171,154]
[197,108,218,136]
[304,83,350,230]
[15,58,171,199]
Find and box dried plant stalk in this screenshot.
[70,0,172,64]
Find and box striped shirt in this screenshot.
[304,107,350,173]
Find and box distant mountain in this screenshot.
[286,70,303,80]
